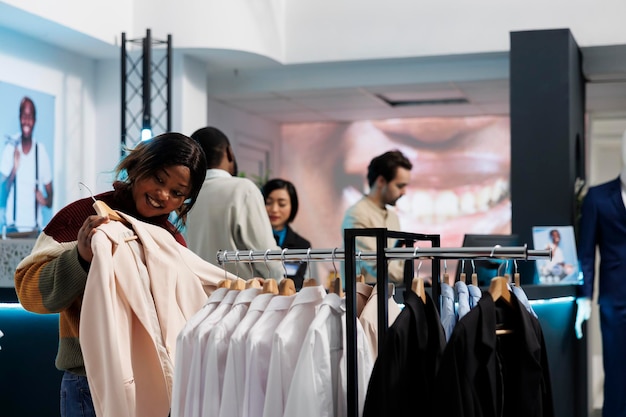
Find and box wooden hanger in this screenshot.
[230,277,246,290]
[458,260,466,283]
[327,246,342,296]
[411,276,426,303]
[93,200,125,223]
[489,276,514,335]
[262,278,279,295]
[328,277,343,298]
[331,276,344,297]
[489,276,511,304]
[217,279,232,289]
[246,278,263,289]
[356,274,365,283]
[303,278,318,288]
[279,278,296,296]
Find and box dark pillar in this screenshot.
[510,28,587,417]
[510,28,586,276]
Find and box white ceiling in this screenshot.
[2,4,626,127]
[194,45,626,125]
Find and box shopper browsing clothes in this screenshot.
[186,126,283,279]
[261,178,312,289]
[14,133,211,417]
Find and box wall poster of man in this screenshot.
[0,82,55,237]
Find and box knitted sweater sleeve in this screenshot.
[14,199,92,314]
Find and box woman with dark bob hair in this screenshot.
[261,177,312,288]
[14,132,207,416]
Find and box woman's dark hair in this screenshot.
[261,178,299,223]
[367,150,413,187]
[115,132,207,227]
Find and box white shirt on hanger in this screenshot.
[262,285,327,417]
[219,293,276,417]
[171,287,230,417]
[184,289,240,417]
[201,287,261,417]
[242,294,296,417]
[283,292,374,417]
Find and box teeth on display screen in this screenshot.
[396,178,510,223]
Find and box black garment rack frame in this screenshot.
[344,228,440,417]
[343,227,552,417]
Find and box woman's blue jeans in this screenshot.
[60,371,95,417]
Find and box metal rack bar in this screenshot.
[216,246,551,263]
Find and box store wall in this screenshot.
[0,26,280,208]
[1,0,133,45]
[0,26,110,212]
[206,98,281,178]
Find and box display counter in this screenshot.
[0,238,61,417]
[527,285,587,417]
[0,238,36,299]
[0,303,62,416]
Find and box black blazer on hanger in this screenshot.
[278,225,311,289]
[434,293,554,417]
[363,289,446,417]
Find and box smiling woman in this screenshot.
[13,132,208,417]
[280,116,511,257]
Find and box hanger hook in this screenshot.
[490,244,501,258]
[307,248,312,280]
[78,182,97,203]
[331,247,338,278]
[357,251,363,276]
[444,259,448,274]
[471,259,476,274]
[412,246,420,276]
[264,249,271,276]
[281,248,288,278]
[461,259,465,272]
[222,251,228,280]
[514,259,518,274]
[235,250,241,277]
[248,250,255,278]
[498,259,509,276]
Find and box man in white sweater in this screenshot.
[186,126,283,279]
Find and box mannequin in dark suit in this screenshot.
[576,131,626,417]
[262,178,312,289]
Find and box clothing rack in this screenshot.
[215,236,552,417]
[342,228,552,417]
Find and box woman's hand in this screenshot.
[77,215,109,263]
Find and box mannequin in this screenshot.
[576,129,626,417]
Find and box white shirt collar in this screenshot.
[205,168,231,179]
